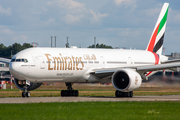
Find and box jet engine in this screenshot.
[112,69,142,92]
[14,79,42,91]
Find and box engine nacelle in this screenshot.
[112,69,142,92]
[14,79,42,91]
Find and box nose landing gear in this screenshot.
[22,91,30,97]
[22,81,30,98]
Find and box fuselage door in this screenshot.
[99,56,105,68]
[39,56,45,69]
[32,54,45,69]
[127,57,134,65]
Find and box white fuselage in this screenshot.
[9,47,159,83]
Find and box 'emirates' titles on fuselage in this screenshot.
[45,53,96,71]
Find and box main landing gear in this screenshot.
[61,83,79,97]
[115,90,133,97]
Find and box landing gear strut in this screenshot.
[22,84,30,98]
[115,90,133,97]
[61,83,79,97]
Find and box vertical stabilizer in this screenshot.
[146,3,169,55]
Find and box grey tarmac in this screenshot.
[0,95,180,103]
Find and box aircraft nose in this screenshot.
[9,62,27,80]
[9,62,20,75]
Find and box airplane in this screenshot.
[8,3,180,98]
[0,57,11,81]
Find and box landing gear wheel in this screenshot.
[115,90,133,97]
[61,83,79,97]
[75,90,79,97]
[126,92,130,97]
[129,91,133,97]
[61,90,79,97]
[26,92,30,97]
[115,90,124,97]
[22,92,26,98]
[61,90,65,97]
[22,92,30,98]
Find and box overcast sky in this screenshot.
[0,0,180,54]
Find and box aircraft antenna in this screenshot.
[54,36,56,47]
[94,37,96,48]
[51,36,53,47]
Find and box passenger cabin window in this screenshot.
[11,58,28,63]
[0,64,4,67]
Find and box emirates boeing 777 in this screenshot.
[9,3,180,97]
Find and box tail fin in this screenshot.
[146,3,169,55]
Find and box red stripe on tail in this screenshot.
[147,23,160,52]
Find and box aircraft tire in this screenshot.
[115,90,123,97]
[115,90,133,98]
[26,92,30,97]
[61,90,79,97]
[22,92,26,98]
[75,90,79,97]
[61,90,64,97]
[129,91,133,97]
[68,90,72,96]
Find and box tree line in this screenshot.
[0,43,113,58]
[88,43,113,49]
[0,43,32,58]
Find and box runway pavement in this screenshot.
[0,95,180,103]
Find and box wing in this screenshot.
[0,57,11,64]
[0,57,11,72]
[161,59,180,64]
[137,62,180,72]
[90,62,180,80]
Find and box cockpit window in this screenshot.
[25,59,28,62]
[11,58,28,63]
[16,59,21,62]
[11,59,15,62]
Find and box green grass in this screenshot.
[0,101,180,120]
[0,89,20,91]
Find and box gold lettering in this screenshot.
[59,54,64,70]
[68,57,72,70]
[45,53,85,71]
[53,57,61,70]
[71,56,75,70]
[74,57,79,70]
[59,54,63,70]
[45,54,53,70]
[91,54,96,60]
[83,54,97,61]
[79,57,84,70]
[83,54,90,60]
[64,57,68,70]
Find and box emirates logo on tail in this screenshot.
[146,3,169,55]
